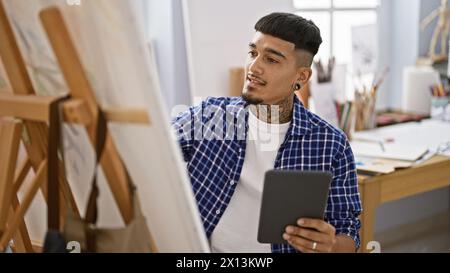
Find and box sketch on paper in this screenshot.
[352,24,378,74]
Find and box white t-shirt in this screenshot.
[210,109,290,253]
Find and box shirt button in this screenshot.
[230,180,235,186]
[216,209,221,215]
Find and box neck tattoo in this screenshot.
[250,95,294,124]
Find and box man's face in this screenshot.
[242,32,311,105]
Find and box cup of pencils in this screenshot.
[430,83,450,121]
[354,67,389,131]
[335,100,354,140]
[354,88,377,131]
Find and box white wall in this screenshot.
[386,0,448,108]
[182,0,295,102]
[375,0,393,110]
[144,0,191,110]
[388,0,421,110]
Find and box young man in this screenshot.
[172,12,361,253]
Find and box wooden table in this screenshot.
[358,155,450,252]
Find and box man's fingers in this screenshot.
[293,244,316,253]
[284,220,337,253]
[297,218,335,234]
[283,233,321,253]
[285,225,329,244]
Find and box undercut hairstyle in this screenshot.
[255,12,322,66]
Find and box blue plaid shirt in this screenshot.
[172,96,362,253]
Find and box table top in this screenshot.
[358,155,450,184]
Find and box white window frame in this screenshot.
[293,0,380,59]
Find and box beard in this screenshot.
[241,88,264,105]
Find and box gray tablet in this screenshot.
[257,170,332,244]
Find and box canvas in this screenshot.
[2,0,209,252]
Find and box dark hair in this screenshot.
[255,12,322,56]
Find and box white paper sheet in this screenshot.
[355,156,413,174]
[351,119,450,161]
[310,82,339,126]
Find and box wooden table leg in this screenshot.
[358,180,381,253]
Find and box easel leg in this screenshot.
[0,120,22,251]
[40,8,133,223]
[1,1,80,249]
[38,160,81,223]
[0,160,46,250]
[10,157,34,253]
[12,157,32,194]
[0,121,33,252]
[10,196,33,253]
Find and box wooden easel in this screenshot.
[0,3,153,252]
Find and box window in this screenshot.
[293,0,379,65]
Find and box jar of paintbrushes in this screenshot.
[354,67,389,131]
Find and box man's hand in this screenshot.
[283,218,337,253]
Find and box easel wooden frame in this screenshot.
[0,2,154,252]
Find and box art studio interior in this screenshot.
[0,0,450,254]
